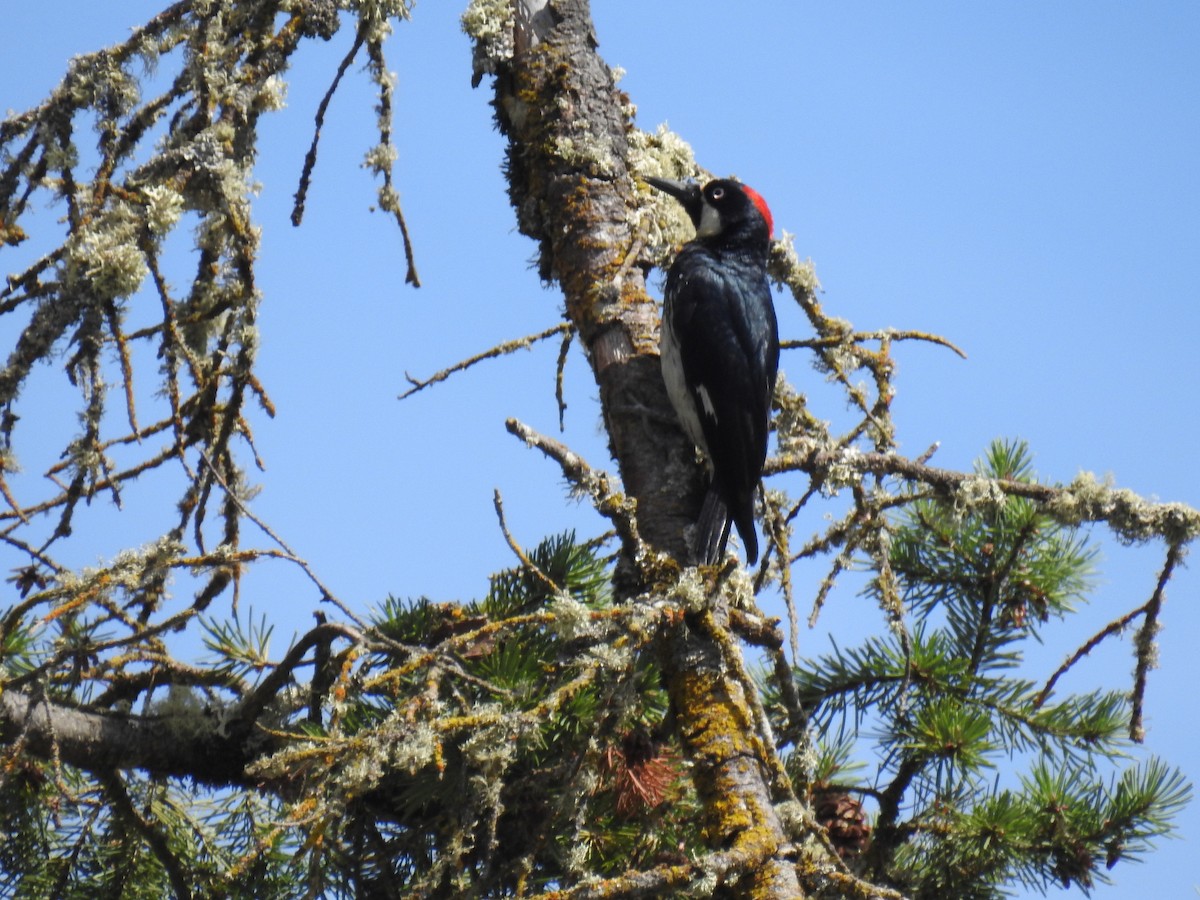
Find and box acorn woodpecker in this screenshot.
[647,176,779,565]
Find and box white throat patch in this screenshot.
[695,201,722,238]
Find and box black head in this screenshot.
[645,177,773,245]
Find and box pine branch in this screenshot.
[767,437,1200,546]
[0,688,267,787]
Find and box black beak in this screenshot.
[644,176,703,227]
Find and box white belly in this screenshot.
[661,312,710,459]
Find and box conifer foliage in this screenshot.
[0,2,1196,898]
[790,441,1190,896]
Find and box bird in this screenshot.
[646,176,779,565]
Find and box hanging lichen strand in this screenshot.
[0,1,1196,897]
[0,0,415,618]
[456,1,1198,896]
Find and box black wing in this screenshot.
[666,245,778,560]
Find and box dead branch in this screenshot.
[400,321,571,400]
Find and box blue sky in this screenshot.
[3,3,1198,896]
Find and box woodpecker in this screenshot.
[647,176,779,565]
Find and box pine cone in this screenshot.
[814,789,872,859]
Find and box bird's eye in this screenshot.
[710,187,725,200]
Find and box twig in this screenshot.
[365,36,420,287]
[195,450,354,623]
[504,417,644,553]
[399,322,571,400]
[782,328,967,360]
[0,473,30,524]
[492,489,561,594]
[235,620,369,728]
[555,323,574,431]
[1130,542,1183,742]
[766,437,1200,546]
[914,441,940,465]
[292,27,365,226]
[1034,603,1147,710]
[102,297,140,437]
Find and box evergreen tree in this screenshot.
[789,440,1189,897]
[0,2,1195,898]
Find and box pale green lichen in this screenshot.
[774,798,811,833]
[551,133,618,179]
[1136,620,1161,667]
[821,446,864,496]
[461,0,515,76]
[37,121,79,172]
[628,124,705,264]
[340,0,414,41]
[724,563,756,611]
[769,231,822,298]
[815,343,858,380]
[105,536,185,585]
[317,711,443,801]
[459,716,519,820]
[772,373,832,456]
[389,720,439,774]
[65,50,140,116]
[548,593,597,641]
[565,837,590,873]
[62,200,148,300]
[1049,471,1200,545]
[584,640,634,673]
[627,123,699,182]
[668,566,710,612]
[689,865,721,896]
[364,141,398,173]
[340,750,386,796]
[253,72,288,113]
[952,473,1008,518]
[142,183,184,235]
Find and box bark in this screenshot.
[484,0,701,565]
[0,688,271,787]
[475,0,807,894]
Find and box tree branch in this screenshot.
[467,1,811,893]
[1,689,270,787]
[768,438,1200,545]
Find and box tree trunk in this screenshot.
[472,1,807,894]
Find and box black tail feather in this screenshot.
[696,486,733,565]
[729,492,759,565]
[696,485,759,565]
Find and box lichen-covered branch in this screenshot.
[463,1,818,894]
[0,0,418,605]
[0,684,273,786]
[2,1,1192,896]
[766,437,1200,548]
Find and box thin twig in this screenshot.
[102,297,140,437]
[493,489,561,594]
[365,36,420,286]
[766,437,1200,546]
[504,417,644,553]
[1034,604,1147,710]
[1035,543,1184,730]
[292,27,365,226]
[195,450,354,623]
[782,328,967,360]
[400,322,571,400]
[554,324,574,431]
[0,473,30,524]
[1130,542,1183,742]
